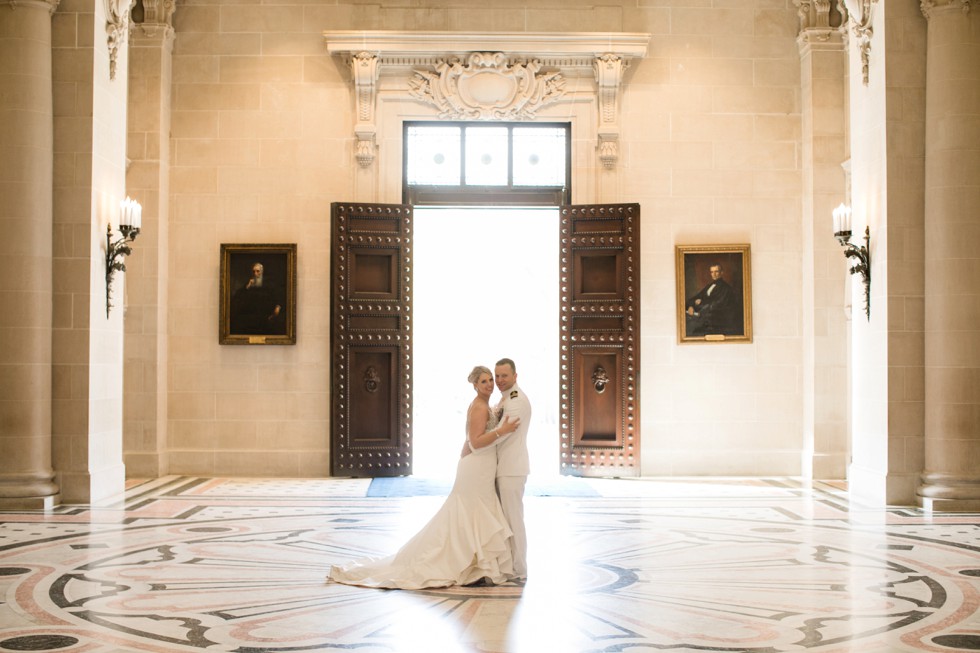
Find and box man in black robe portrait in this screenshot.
[685,263,741,337]
[230,262,286,335]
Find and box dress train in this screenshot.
[328,415,513,589]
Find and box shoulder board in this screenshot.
[510,390,519,399]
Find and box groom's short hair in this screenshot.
[496,357,516,373]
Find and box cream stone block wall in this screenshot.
[168,0,342,477]
[627,3,806,475]
[164,0,813,478]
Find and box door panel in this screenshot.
[349,348,395,440]
[575,251,623,298]
[559,203,640,477]
[574,348,622,443]
[330,203,413,477]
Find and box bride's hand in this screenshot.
[498,415,520,435]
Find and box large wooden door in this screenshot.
[330,201,640,478]
[559,203,641,477]
[330,203,413,477]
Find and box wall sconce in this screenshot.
[833,203,871,319]
[105,197,142,317]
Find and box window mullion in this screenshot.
[459,125,467,186]
[507,126,514,188]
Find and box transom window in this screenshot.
[403,122,570,205]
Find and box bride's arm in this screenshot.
[467,410,519,451]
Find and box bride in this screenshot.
[328,365,520,589]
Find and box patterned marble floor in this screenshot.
[0,476,978,652]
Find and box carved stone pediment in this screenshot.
[409,52,566,121]
[323,32,650,169]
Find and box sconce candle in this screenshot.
[832,204,871,320]
[832,203,851,237]
[105,197,142,318]
[120,196,142,230]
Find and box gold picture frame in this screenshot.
[675,244,752,343]
[219,243,297,345]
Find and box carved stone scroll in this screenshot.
[839,0,877,85]
[104,0,131,80]
[594,54,627,169]
[409,52,566,121]
[351,52,380,168]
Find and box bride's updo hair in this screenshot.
[468,365,492,384]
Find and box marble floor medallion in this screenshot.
[0,477,978,652]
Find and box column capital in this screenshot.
[0,0,59,13]
[130,22,175,52]
[139,0,176,26]
[920,0,974,19]
[794,0,846,31]
[129,0,177,54]
[797,27,846,56]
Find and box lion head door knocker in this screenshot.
[364,366,381,393]
[592,365,609,394]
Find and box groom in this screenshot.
[492,357,532,580]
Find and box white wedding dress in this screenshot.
[328,409,514,589]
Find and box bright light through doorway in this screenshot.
[413,207,559,479]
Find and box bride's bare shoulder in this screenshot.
[467,400,489,417]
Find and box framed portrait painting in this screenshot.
[219,243,297,345]
[675,244,752,343]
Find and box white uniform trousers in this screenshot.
[496,475,527,578]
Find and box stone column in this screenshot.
[918,0,980,510]
[0,0,61,508]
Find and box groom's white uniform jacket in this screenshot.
[496,384,532,477]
